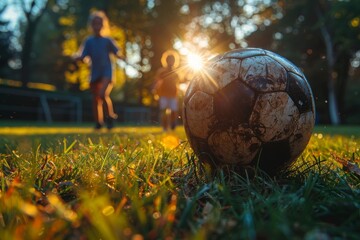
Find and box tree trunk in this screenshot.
[316,7,340,125]
[327,72,340,125]
[20,22,35,87]
[20,0,48,87]
[336,51,351,123]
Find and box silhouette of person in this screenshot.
[153,51,181,131]
[75,11,124,130]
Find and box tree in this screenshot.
[318,0,360,124]
[0,5,16,71]
[245,0,360,124]
[19,0,50,87]
[18,0,360,123]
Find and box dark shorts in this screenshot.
[90,78,112,97]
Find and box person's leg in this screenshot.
[100,78,117,118]
[159,97,169,131]
[90,80,104,129]
[170,111,177,130]
[162,109,169,131]
[99,78,117,129]
[169,97,179,130]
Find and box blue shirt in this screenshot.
[80,36,119,82]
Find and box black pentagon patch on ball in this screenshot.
[287,72,312,114]
[213,80,255,126]
[255,139,292,176]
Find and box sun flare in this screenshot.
[187,53,204,71]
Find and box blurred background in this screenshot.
[0,0,359,125]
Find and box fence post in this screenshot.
[40,94,52,123]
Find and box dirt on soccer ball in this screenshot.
[183,48,315,175]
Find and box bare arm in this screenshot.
[115,51,126,61]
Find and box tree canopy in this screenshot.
[0,4,16,73]
[0,0,359,124]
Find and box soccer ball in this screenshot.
[183,48,315,174]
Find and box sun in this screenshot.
[187,53,204,71]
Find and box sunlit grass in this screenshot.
[0,125,359,239]
[0,125,163,135]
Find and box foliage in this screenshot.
[1,0,360,121]
[0,126,359,239]
[245,0,360,124]
[0,5,16,71]
[59,0,129,92]
[18,0,50,87]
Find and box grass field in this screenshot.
[0,124,359,239]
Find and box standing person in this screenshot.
[153,51,181,131]
[75,11,124,130]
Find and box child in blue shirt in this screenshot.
[75,11,124,129]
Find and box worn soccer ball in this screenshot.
[183,48,315,174]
